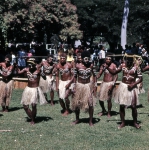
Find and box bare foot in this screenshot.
[30,121,35,125]
[62,110,70,116]
[50,102,55,106]
[72,120,79,125]
[134,123,141,129]
[98,111,107,117]
[89,122,94,126]
[118,123,125,129]
[4,109,8,112]
[107,113,111,118]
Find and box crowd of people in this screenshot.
[0,42,149,129]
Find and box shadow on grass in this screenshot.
[97,111,119,117]
[0,114,3,117]
[111,111,119,116]
[127,104,144,109]
[26,116,53,123]
[117,120,141,128]
[137,104,144,108]
[46,100,59,105]
[138,112,149,115]
[73,118,100,125]
[9,107,23,112]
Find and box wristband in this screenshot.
[94,82,97,87]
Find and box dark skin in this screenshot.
[96,57,118,117]
[56,56,73,116]
[106,59,142,129]
[71,57,97,126]
[38,57,56,105]
[0,58,14,112]
[18,63,41,125]
[141,63,149,102]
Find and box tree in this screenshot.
[0,0,83,47]
[71,0,149,51]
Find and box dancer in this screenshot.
[106,55,142,129]
[135,56,145,95]
[0,54,14,112]
[55,53,73,116]
[18,58,47,125]
[71,51,97,126]
[39,54,56,105]
[97,56,118,117]
[141,59,149,102]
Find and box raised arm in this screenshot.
[1,65,14,77]
[52,63,57,75]
[135,68,143,85]
[96,64,105,79]
[17,67,27,74]
[107,64,122,75]
[141,65,149,72]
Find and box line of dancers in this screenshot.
[0,52,147,128]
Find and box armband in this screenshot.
[41,72,45,77]
[112,82,116,86]
[94,82,97,87]
[7,71,12,75]
[93,69,96,75]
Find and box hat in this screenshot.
[27,58,36,64]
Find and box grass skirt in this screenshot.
[39,76,56,93]
[71,82,96,112]
[21,86,47,105]
[58,80,70,99]
[0,80,14,106]
[98,81,114,101]
[136,78,145,94]
[113,82,139,106]
[137,85,145,94]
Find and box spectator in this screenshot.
[10,51,16,65]
[131,43,138,54]
[30,46,35,55]
[27,50,33,58]
[98,45,106,67]
[17,46,27,70]
[142,47,149,65]
[75,45,84,54]
[125,45,131,54]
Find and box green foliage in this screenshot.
[71,0,149,48]
[1,0,149,49]
[0,0,82,44]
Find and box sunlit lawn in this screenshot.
[0,73,149,150]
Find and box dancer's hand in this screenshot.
[72,84,76,94]
[128,83,135,91]
[93,86,97,97]
[65,84,70,89]
[108,86,112,95]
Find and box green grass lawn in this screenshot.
[0,73,149,150]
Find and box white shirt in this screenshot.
[99,50,105,59]
[11,54,16,65]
